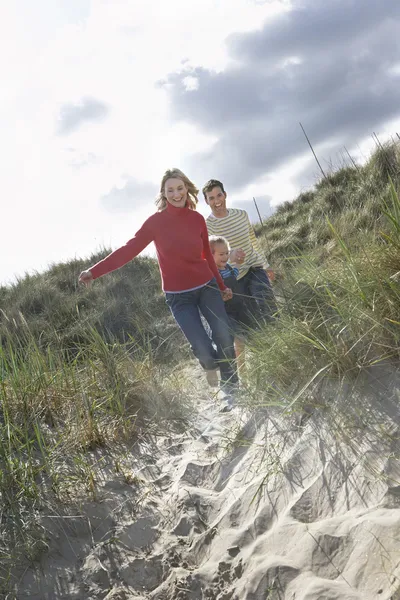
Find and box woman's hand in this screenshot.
[230,248,246,265]
[79,270,93,287]
[222,287,233,301]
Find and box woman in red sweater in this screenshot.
[79,168,238,392]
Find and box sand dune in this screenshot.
[16,368,400,599]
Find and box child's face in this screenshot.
[213,243,230,269]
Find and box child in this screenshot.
[209,235,254,376]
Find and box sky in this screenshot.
[1,0,400,285]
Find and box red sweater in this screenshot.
[89,202,226,292]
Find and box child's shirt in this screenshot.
[219,264,239,282]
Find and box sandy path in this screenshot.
[16,368,400,600]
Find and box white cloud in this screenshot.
[56,97,110,135]
[0,0,288,284]
[0,0,398,284]
[183,76,200,92]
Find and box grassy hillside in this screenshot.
[1,140,400,595]
[247,141,400,404]
[257,142,400,263]
[0,252,185,364]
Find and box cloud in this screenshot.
[57,96,109,135]
[101,177,158,213]
[233,194,274,224]
[5,0,400,285]
[161,0,400,193]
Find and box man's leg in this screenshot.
[166,291,218,371]
[235,271,260,327]
[248,268,278,323]
[198,281,238,388]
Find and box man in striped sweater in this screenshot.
[203,179,277,324]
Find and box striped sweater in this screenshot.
[206,208,269,280]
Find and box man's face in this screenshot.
[205,186,228,218]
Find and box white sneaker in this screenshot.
[220,399,234,413]
[206,369,219,387]
[218,387,238,412]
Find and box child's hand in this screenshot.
[222,287,233,301]
[79,270,93,287]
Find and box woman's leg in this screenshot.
[166,290,218,371]
[198,281,238,388]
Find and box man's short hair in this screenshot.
[202,179,226,200]
[209,235,230,252]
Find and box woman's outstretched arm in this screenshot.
[79,219,154,285]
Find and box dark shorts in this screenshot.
[225,299,254,340]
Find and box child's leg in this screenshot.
[234,337,246,377]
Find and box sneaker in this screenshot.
[206,369,219,387]
[219,383,239,397]
[218,388,238,412]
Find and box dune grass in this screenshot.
[246,141,400,412]
[0,255,194,594]
[0,253,185,366]
[0,323,193,593]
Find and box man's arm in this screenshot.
[229,248,246,264]
[247,213,270,270]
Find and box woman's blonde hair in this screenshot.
[156,168,199,211]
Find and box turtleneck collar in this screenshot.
[165,201,190,216]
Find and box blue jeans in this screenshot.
[236,267,277,325]
[165,279,238,387]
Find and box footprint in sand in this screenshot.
[117,516,160,550]
[181,460,219,487]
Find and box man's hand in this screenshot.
[230,248,246,265]
[79,270,93,287]
[221,287,233,301]
[266,268,275,282]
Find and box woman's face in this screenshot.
[164,177,188,208]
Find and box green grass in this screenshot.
[0,266,193,594]
[247,141,400,410]
[0,324,193,593]
[0,252,184,365]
